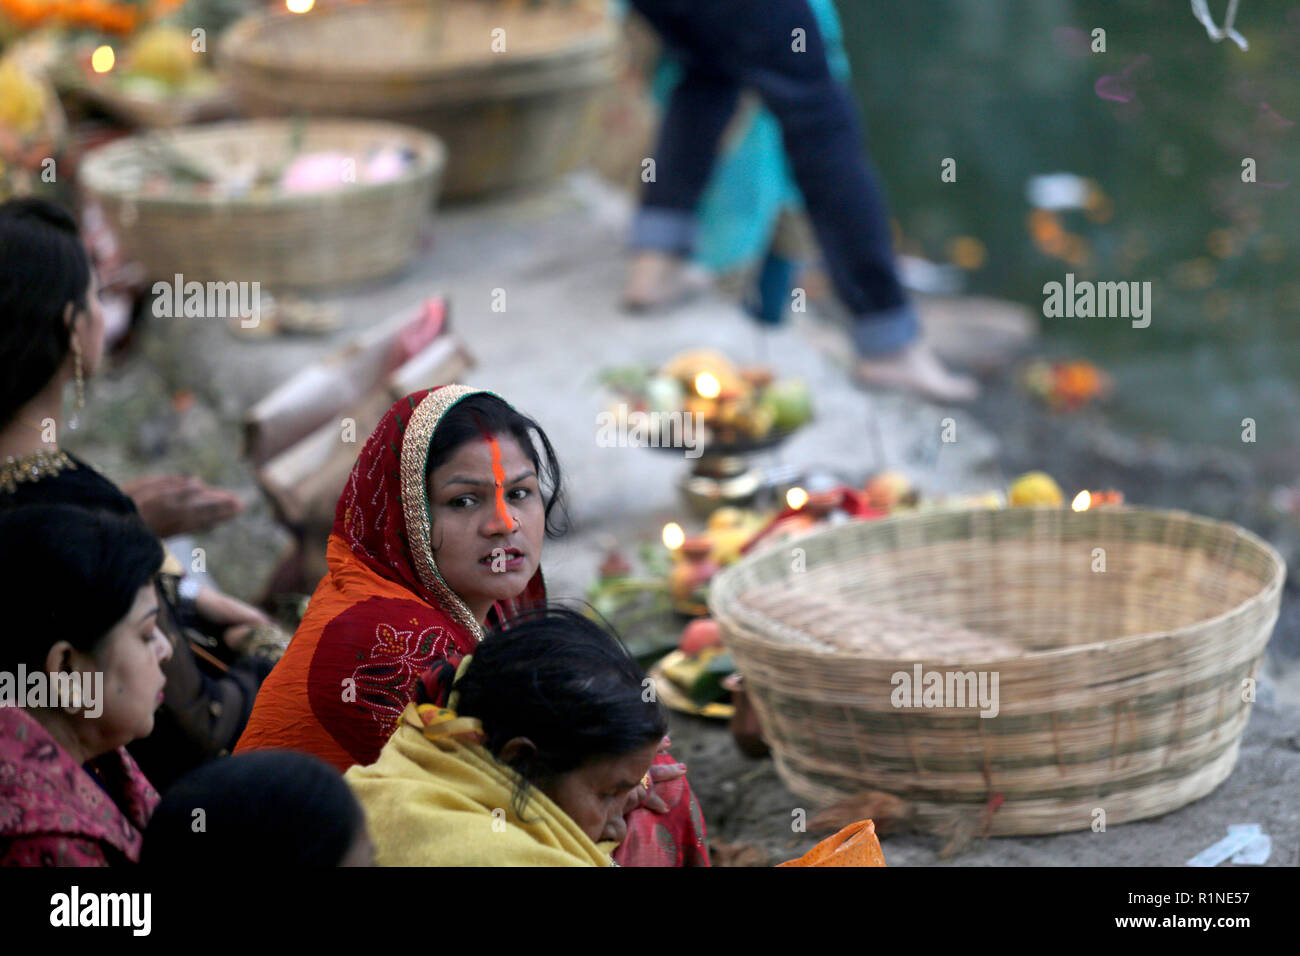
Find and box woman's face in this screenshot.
[426,433,546,621]
[90,582,172,749]
[544,742,660,845]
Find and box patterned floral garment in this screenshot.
[0,706,158,866]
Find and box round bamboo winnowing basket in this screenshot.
[708,507,1285,836]
[218,0,619,200]
[79,119,444,289]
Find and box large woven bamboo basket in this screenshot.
[218,0,619,200]
[708,507,1285,836]
[79,119,444,289]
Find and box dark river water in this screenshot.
[839,0,1299,461]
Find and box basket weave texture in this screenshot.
[79,119,444,289]
[218,0,619,200]
[708,507,1284,835]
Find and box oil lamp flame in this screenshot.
[662,522,685,550]
[694,372,721,399]
[287,0,315,12]
[91,45,115,73]
[786,486,809,510]
[1071,490,1091,512]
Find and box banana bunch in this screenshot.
[0,59,47,137]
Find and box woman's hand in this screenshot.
[123,474,243,538]
[193,586,273,654]
[624,736,687,816]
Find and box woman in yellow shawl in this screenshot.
[346,607,666,866]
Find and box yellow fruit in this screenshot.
[737,403,776,439]
[1009,471,1064,507]
[128,27,198,86]
[708,528,752,566]
[864,470,917,511]
[707,507,747,533]
[0,60,46,135]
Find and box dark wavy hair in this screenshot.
[141,751,367,867]
[0,504,164,670]
[424,391,568,538]
[0,198,92,429]
[425,606,666,817]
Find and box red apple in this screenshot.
[679,617,723,656]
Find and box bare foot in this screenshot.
[854,342,980,403]
[622,251,710,312]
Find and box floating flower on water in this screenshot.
[1028,209,1064,244]
[1062,235,1090,267]
[1083,181,1113,223]
[786,486,809,510]
[1026,210,1083,261]
[1206,229,1238,259]
[1023,359,1112,411]
[947,236,986,271]
[662,522,685,551]
[1174,257,1217,290]
[1094,54,1151,104]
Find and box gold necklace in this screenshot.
[0,449,76,495]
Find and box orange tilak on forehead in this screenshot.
[484,434,513,527]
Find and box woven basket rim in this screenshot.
[78,119,445,211]
[708,505,1286,664]
[218,0,618,82]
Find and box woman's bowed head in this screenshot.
[423,392,566,626]
[427,607,668,846]
[142,750,373,867]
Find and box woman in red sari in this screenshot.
[237,385,709,866]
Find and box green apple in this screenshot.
[759,379,813,432]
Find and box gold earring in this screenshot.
[68,340,85,431]
[74,347,84,409]
[61,672,84,717]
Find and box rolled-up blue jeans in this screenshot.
[628,0,919,356]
